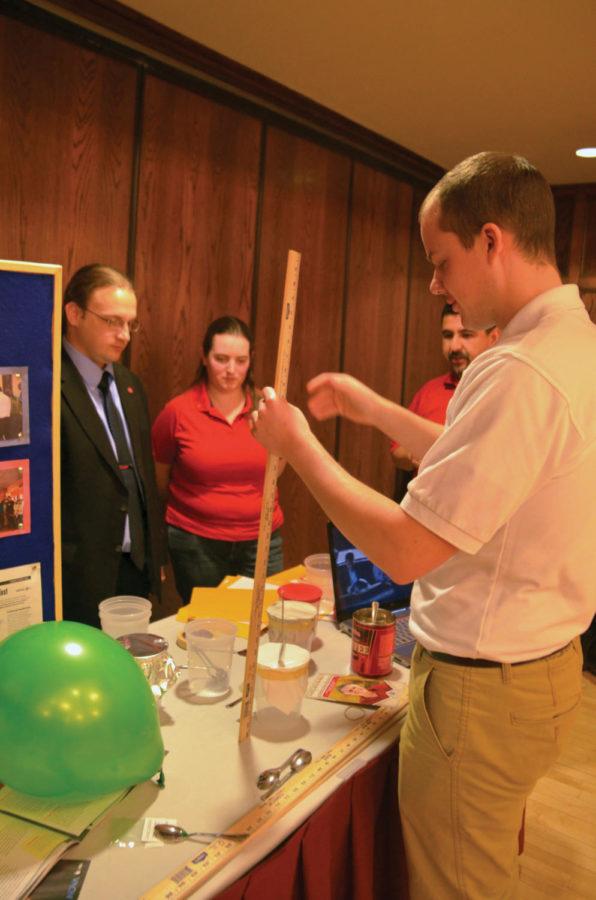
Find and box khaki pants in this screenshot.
[398,639,583,899]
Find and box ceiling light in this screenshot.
[575,148,596,158]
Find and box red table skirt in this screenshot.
[215,743,409,900]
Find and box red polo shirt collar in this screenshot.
[194,381,254,423]
[442,372,459,390]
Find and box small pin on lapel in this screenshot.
[127,386,134,394]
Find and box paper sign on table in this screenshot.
[306,673,397,706]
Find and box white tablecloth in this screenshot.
[69,614,409,899]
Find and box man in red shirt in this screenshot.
[391,304,499,471]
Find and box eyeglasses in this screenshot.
[84,308,140,334]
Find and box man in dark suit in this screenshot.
[61,264,165,626]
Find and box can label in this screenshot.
[351,609,395,677]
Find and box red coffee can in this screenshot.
[351,607,395,677]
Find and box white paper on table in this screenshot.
[0,786,129,839]
[227,576,278,591]
[140,816,178,848]
[0,811,74,898]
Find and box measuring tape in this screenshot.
[238,250,302,742]
[141,690,408,899]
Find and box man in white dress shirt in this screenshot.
[250,152,596,898]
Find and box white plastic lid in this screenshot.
[257,642,310,672]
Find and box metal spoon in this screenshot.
[260,749,313,799]
[154,823,248,842]
[192,645,229,684]
[256,748,312,792]
[179,647,229,689]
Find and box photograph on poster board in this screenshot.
[0,460,31,537]
[0,367,30,447]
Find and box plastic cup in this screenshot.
[185,618,236,698]
[303,553,334,614]
[255,643,310,719]
[98,596,152,638]
[267,599,317,651]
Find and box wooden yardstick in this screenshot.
[238,249,301,742]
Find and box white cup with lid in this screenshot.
[267,600,317,652]
[255,643,310,719]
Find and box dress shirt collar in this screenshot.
[500,284,583,342]
[63,339,115,390]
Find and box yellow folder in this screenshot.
[175,566,306,639]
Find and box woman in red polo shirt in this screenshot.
[152,316,284,602]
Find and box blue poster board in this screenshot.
[0,262,62,622]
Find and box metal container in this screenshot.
[350,607,395,677]
[117,633,179,699]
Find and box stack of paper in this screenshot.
[0,813,72,899]
[0,785,128,898]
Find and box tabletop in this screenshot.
[67,613,409,899]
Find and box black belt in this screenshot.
[425,646,569,668]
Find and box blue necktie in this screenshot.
[98,371,145,571]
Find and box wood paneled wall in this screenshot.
[0,17,136,277]
[132,74,262,420]
[253,128,351,556]
[553,184,596,323]
[3,10,590,611]
[1,10,441,584]
[338,165,413,497]
[402,190,447,406]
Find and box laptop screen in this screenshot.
[327,521,413,625]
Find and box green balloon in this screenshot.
[0,621,164,800]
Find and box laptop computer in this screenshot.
[327,521,416,667]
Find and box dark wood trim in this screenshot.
[127,65,145,283]
[9,0,444,188]
[334,161,355,460]
[338,161,356,379]
[552,183,596,194]
[567,193,588,285]
[120,65,144,371]
[401,189,425,406]
[249,121,269,339]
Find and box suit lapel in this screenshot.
[61,351,121,478]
